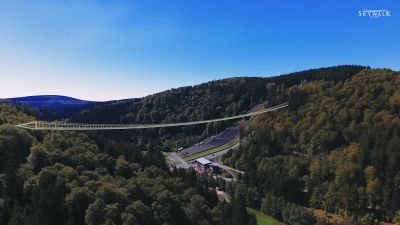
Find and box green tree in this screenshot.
[85,199,105,225]
[394,210,400,225]
[67,187,94,225]
[122,200,153,225]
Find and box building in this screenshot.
[195,157,220,175]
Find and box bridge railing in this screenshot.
[16,102,289,131]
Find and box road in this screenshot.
[166,141,244,181]
[166,152,191,169]
[163,102,275,180]
[212,162,244,175]
[204,142,240,160]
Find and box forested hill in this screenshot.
[0,96,254,225]
[223,68,400,224]
[71,65,366,153]
[6,95,102,120]
[0,100,37,125]
[7,95,95,108]
[74,65,366,125]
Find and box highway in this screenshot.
[16,102,288,131]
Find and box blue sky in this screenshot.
[0,0,399,100]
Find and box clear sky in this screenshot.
[0,0,399,101]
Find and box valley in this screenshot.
[1,66,400,225]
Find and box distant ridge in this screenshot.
[6,95,103,120]
[7,95,97,108]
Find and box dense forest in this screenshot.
[3,65,400,225]
[73,65,366,155]
[73,76,268,153]
[223,68,400,224]
[0,101,257,225]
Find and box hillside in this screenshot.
[73,65,366,154]
[75,66,366,124]
[223,68,400,224]
[0,100,37,125]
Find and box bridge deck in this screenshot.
[16,102,288,131]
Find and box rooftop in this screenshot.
[196,157,212,165]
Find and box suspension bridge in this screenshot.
[15,102,289,131]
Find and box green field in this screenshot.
[247,208,283,225]
[182,135,240,161]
